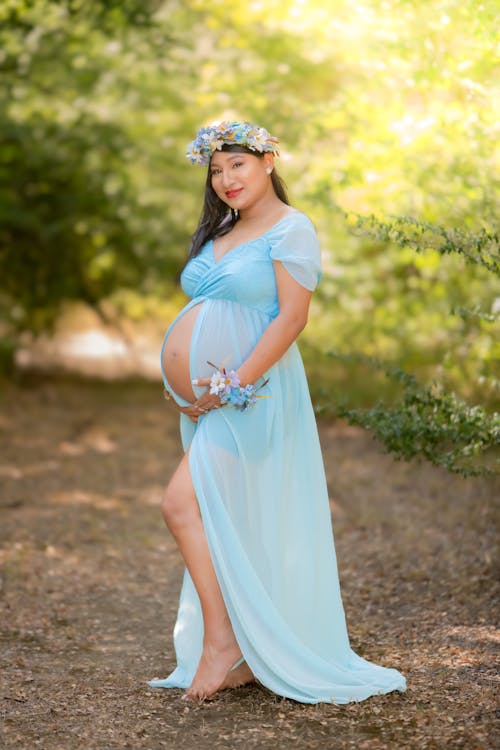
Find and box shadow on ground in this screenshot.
[0,376,498,749]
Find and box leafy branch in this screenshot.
[315,352,500,478]
[342,211,500,274]
[450,305,499,323]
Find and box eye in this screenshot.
[232,161,243,168]
[210,168,221,176]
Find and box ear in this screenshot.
[263,153,275,173]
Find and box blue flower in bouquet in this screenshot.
[206,360,270,411]
[242,385,258,408]
[226,386,246,407]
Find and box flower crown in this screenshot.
[186,120,280,166]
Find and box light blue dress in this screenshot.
[149,211,406,703]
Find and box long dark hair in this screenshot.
[187,144,289,260]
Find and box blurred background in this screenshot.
[1,6,499,745]
[0,0,498,471]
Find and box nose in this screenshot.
[221,169,236,188]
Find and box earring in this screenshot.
[266,167,273,174]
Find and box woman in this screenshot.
[148,121,406,703]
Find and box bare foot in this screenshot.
[219,660,255,690]
[182,632,243,700]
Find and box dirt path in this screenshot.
[0,376,498,749]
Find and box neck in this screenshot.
[237,185,285,224]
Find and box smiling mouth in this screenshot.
[225,188,243,198]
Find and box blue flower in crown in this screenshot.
[186,120,280,165]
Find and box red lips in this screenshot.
[225,188,243,199]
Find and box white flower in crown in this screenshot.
[202,131,224,152]
[211,137,225,152]
[247,127,271,152]
[187,147,201,164]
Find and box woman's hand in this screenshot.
[188,377,222,422]
[164,380,223,423]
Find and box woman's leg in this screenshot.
[161,448,253,698]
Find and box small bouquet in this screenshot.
[207,360,269,412]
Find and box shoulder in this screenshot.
[289,210,317,230]
[267,211,319,248]
[269,210,317,237]
[267,210,322,290]
[268,211,320,254]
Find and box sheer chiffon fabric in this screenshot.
[149,212,406,703]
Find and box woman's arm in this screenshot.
[235,261,313,386]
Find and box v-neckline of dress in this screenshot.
[210,210,302,265]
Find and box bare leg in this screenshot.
[161,448,254,699]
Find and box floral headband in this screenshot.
[186,120,280,165]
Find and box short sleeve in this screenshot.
[269,214,322,291]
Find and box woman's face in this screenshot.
[209,150,274,210]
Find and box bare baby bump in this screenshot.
[162,303,204,403]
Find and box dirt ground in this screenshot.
[0,375,498,750]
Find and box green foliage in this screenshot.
[0,0,498,474]
[0,0,193,332]
[451,305,499,324]
[315,353,499,477]
[0,115,142,331]
[344,213,499,274]
[312,211,499,477]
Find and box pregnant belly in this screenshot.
[162,302,204,403]
[162,298,270,406]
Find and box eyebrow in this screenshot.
[210,155,245,168]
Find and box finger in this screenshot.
[193,401,216,413]
[197,399,222,411]
[170,401,195,415]
[181,409,200,419]
[195,392,221,404]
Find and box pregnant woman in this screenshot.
[148,121,406,703]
